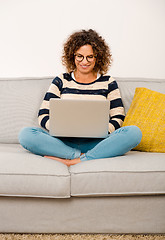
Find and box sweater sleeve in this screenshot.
[107,78,125,133]
[38,75,63,131]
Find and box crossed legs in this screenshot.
[19,126,142,166]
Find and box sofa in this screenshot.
[0,76,164,234]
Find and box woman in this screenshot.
[19,29,142,166]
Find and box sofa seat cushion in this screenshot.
[70,151,165,197]
[0,144,70,198]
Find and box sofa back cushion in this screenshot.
[0,76,164,143]
[0,77,52,143]
[117,77,165,113]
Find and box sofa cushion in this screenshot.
[0,144,70,198]
[123,88,165,152]
[0,77,52,143]
[116,77,165,113]
[70,151,165,197]
[0,77,165,144]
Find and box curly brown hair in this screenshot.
[62,29,112,75]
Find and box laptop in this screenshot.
[49,99,110,138]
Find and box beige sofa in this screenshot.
[0,76,164,234]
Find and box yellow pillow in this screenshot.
[122,87,165,152]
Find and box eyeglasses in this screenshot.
[74,54,96,63]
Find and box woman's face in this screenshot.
[74,44,96,74]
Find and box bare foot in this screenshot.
[44,156,67,164]
[44,156,81,166]
[66,158,81,166]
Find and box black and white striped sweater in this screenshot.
[38,72,125,133]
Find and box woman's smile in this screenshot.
[80,64,90,69]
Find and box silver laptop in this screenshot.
[49,99,110,138]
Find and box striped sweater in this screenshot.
[38,72,125,133]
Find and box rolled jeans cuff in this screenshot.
[80,153,88,161]
[73,149,81,159]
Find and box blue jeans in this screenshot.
[18,126,142,161]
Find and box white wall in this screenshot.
[0,0,165,78]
